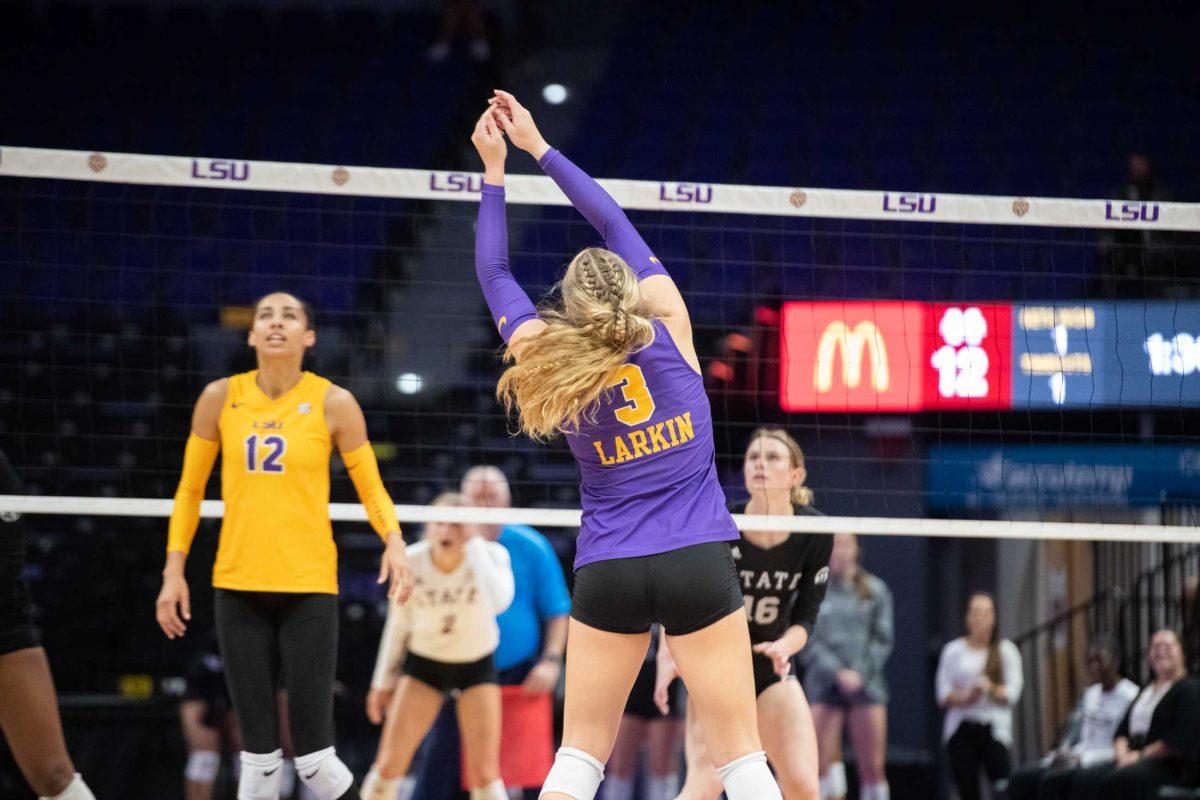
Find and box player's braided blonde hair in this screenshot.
[497,247,655,440]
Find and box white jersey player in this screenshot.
[361,492,514,800]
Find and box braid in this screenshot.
[575,250,640,350]
[496,247,656,439]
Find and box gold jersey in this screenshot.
[213,370,338,594]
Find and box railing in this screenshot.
[1012,528,1200,764]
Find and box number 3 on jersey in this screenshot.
[610,364,656,426]
[245,434,286,473]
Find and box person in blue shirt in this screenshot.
[411,465,572,800]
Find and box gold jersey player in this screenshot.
[155,292,413,800]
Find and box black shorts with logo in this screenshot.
[403,651,497,695]
[572,541,743,637]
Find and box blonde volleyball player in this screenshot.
[473,93,785,800]
[654,429,827,800]
[155,292,414,800]
[0,449,98,800]
[361,492,515,800]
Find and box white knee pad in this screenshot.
[860,782,890,800]
[239,750,285,800]
[294,747,353,800]
[820,761,848,799]
[361,767,399,800]
[186,751,222,783]
[39,774,97,800]
[718,751,782,800]
[470,779,508,800]
[540,747,605,800]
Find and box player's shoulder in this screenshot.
[942,636,969,656]
[200,377,231,402]
[794,502,825,517]
[483,537,512,561]
[322,379,352,403]
[863,572,890,597]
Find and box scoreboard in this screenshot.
[780,301,1200,412]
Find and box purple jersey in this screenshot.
[566,320,739,569]
[473,149,740,571]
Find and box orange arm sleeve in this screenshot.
[343,442,400,541]
[166,433,220,554]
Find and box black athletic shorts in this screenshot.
[751,649,797,697]
[404,652,497,695]
[0,573,39,656]
[572,541,743,637]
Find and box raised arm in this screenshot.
[490,91,696,363]
[464,536,515,615]
[471,108,544,350]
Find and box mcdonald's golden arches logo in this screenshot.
[814,321,890,393]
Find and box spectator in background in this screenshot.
[180,633,245,800]
[1005,636,1138,800]
[801,533,894,800]
[1098,152,1176,298]
[1072,629,1200,800]
[936,592,1024,800]
[428,0,491,62]
[604,624,684,800]
[412,466,571,800]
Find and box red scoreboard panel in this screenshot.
[780,302,1012,412]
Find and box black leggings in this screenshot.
[215,589,338,755]
[946,721,1011,800]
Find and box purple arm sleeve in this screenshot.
[537,148,669,280]
[476,184,539,343]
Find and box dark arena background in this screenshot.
[2,1,1199,799]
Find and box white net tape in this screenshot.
[4,144,1199,546]
[1,495,1196,544]
[3,145,1199,230]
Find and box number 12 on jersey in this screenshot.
[245,434,286,473]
